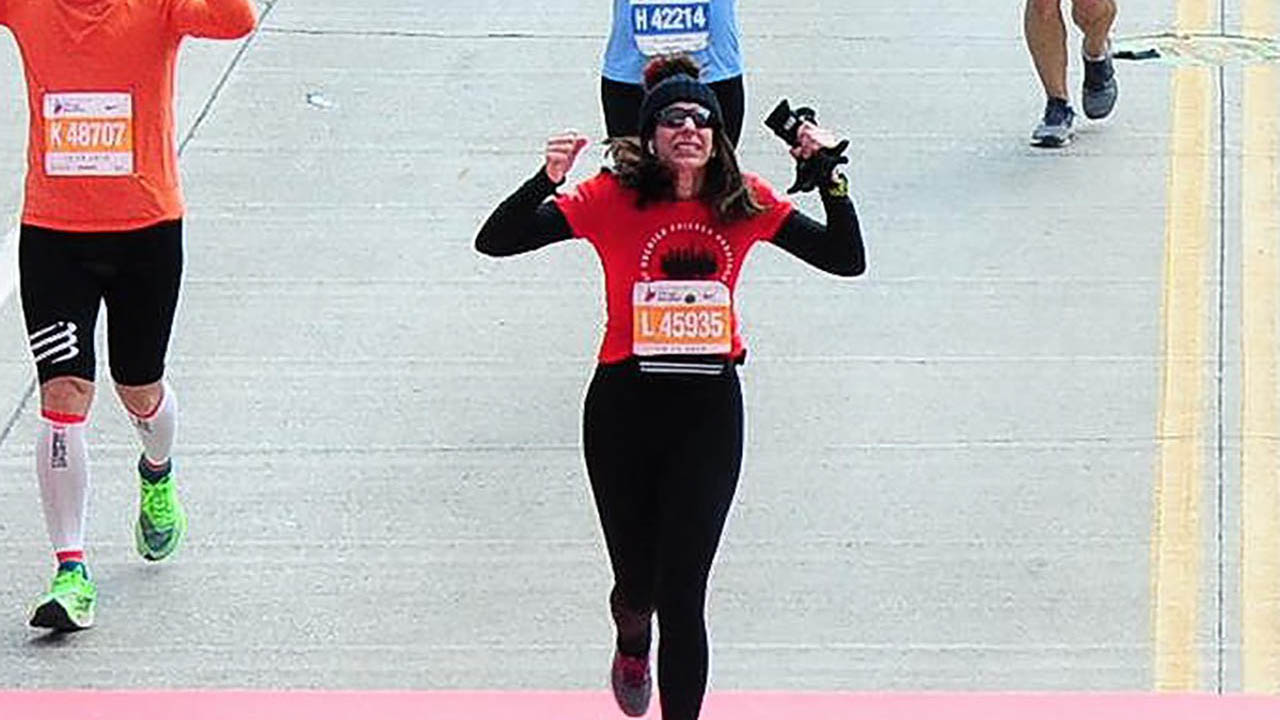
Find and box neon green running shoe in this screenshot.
[28,563,96,631]
[135,456,187,561]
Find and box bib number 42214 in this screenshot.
[631,0,711,56]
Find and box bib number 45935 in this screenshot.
[633,280,732,356]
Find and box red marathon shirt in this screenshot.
[555,171,793,364]
[0,0,257,232]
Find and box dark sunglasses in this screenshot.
[654,105,717,129]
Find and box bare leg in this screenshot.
[1072,0,1117,58]
[1025,0,1070,101]
[42,377,94,418]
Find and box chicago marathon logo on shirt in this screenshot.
[638,221,735,287]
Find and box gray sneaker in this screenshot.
[1082,50,1118,119]
[1031,97,1075,148]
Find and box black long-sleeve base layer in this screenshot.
[475,167,867,277]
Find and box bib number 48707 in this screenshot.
[43,92,134,177]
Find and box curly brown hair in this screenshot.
[607,55,764,225]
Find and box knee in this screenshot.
[612,587,654,639]
[116,381,164,418]
[656,601,706,644]
[655,583,706,628]
[1026,0,1063,21]
[40,377,94,417]
[612,585,654,617]
[1071,0,1115,23]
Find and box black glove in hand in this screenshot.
[791,140,849,194]
[765,99,850,195]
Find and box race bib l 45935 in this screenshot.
[633,280,732,356]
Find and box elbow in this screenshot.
[474,235,502,257]
[474,215,498,256]
[833,242,867,277]
[848,251,867,277]
[232,7,258,37]
[200,14,256,38]
[220,2,259,38]
[475,229,518,257]
[832,258,866,277]
[840,231,867,276]
[474,211,512,256]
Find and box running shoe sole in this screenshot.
[28,597,91,632]
[1031,133,1072,148]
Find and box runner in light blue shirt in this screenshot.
[600,0,746,145]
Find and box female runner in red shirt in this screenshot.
[476,55,865,720]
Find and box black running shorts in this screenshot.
[20,219,183,386]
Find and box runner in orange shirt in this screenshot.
[5,0,258,632]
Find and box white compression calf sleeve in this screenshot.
[36,414,90,554]
[130,382,177,466]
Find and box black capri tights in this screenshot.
[601,75,746,148]
[583,362,743,720]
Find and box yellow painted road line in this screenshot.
[1152,0,1215,691]
[1243,0,1276,36]
[1152,65,1213,691]
[1240,0,1280,694]
[1175,0,1214,36]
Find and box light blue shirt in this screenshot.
[602,0,742,84]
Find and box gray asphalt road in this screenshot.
[0,0,1272,694]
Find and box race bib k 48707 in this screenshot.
[43,92,134,177]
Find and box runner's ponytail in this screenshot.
[643,55,702,90]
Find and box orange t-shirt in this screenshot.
[0,0,257,232]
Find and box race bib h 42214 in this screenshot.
[631,0,711,56]
[43,92,134,177]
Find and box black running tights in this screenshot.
[583,361,743,720]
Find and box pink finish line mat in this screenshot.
[1,691,1279,719]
